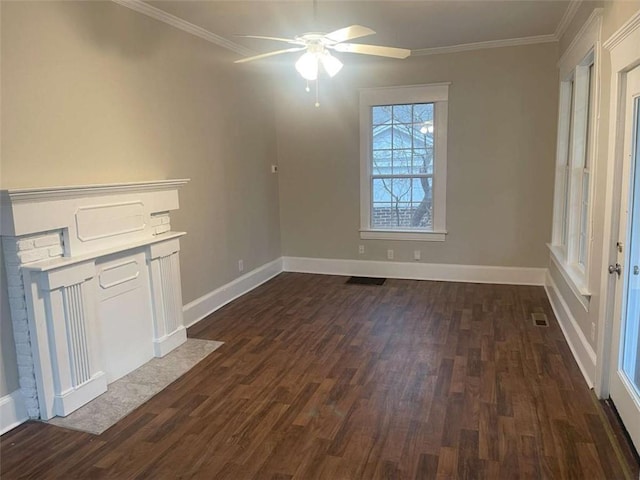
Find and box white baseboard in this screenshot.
[544,271,596,387]
[183,258,283,328]
[153,326,187,357]
[182,255,545,328]
[52,372,108,419]
[282,256,546,286]
[0,390,28,435]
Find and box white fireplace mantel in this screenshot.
[1,179,190,420]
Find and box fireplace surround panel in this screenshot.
[1,180,189,420]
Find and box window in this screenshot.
[579,63,595,269]
[551,37,599,296]
[360,84,449,241]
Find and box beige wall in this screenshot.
[0,1,281,396]
[551,0,640,353]
[277,43,559,266]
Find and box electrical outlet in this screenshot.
[238,259,244,272]
[271,165,278,174]
[387,249,394,260]
[358,245,365,255]
[413,250,421,261]
[590,322,596,341]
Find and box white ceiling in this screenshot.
[144,1,573,56]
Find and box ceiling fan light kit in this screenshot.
[319,51,343,77]
[234,25,410,106]
[295,48,343,81]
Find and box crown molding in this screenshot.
[603,7,640,51]
[113,0,567,61]
[411,34,556,57]
[111,0,253,57]
[555,0,583,41]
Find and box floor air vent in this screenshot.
[532,312,549,327]
[346,276,386,286]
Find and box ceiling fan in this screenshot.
[234,25,411,81]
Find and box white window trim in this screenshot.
[359,83,449,242]
[548,243,591,303]
[550,9,602,298]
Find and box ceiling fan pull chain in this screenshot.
[305,80,310,93]
[315,78,320,107]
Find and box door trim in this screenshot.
[595,8,640,398]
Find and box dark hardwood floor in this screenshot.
[1,273,637,479]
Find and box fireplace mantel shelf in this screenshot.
[1,179,190,203]
[22,231,186,272]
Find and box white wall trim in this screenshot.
[555,0,583,41]
[548,244,591,306]
[0,390,28,435]
[282,256,546,286]
[183,258,283,328]
[544,271,596,387]
[111,0,253,57]
[603,8,640,51]
[411,34,556,57]
[557,8,603,76]
[111,0,579,61]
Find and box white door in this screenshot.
[609,64,640,452]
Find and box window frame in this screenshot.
[550,12,601,299]
[359,83,449,241]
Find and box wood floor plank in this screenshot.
[1,273,637,479]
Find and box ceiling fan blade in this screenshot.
[332,43,411,59]
[324,25,375,43]
[234,35,305,46]
[234,47,306,64]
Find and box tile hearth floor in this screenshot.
[45,338,223,435]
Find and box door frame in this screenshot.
[594,10,640,399]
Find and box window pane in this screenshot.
[584,64,594,170]
[371,176,433,229]
[389,178,412,201]
[372,150,392,175]
[392,126,412,149]
[412,148,433,175]
[372,179,392,202]
[393,149,412,174]
[372,127,392,150]
[372,105,391,125]
[411,178,427,204]
[392,105,412,123]
[561,80,575,248]
[413,103,434,123]
[412,125,427,148]
[562,168,570,247]
[579,172,590,266]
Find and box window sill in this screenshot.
[547,243,591,309]
[360,229,447,242]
